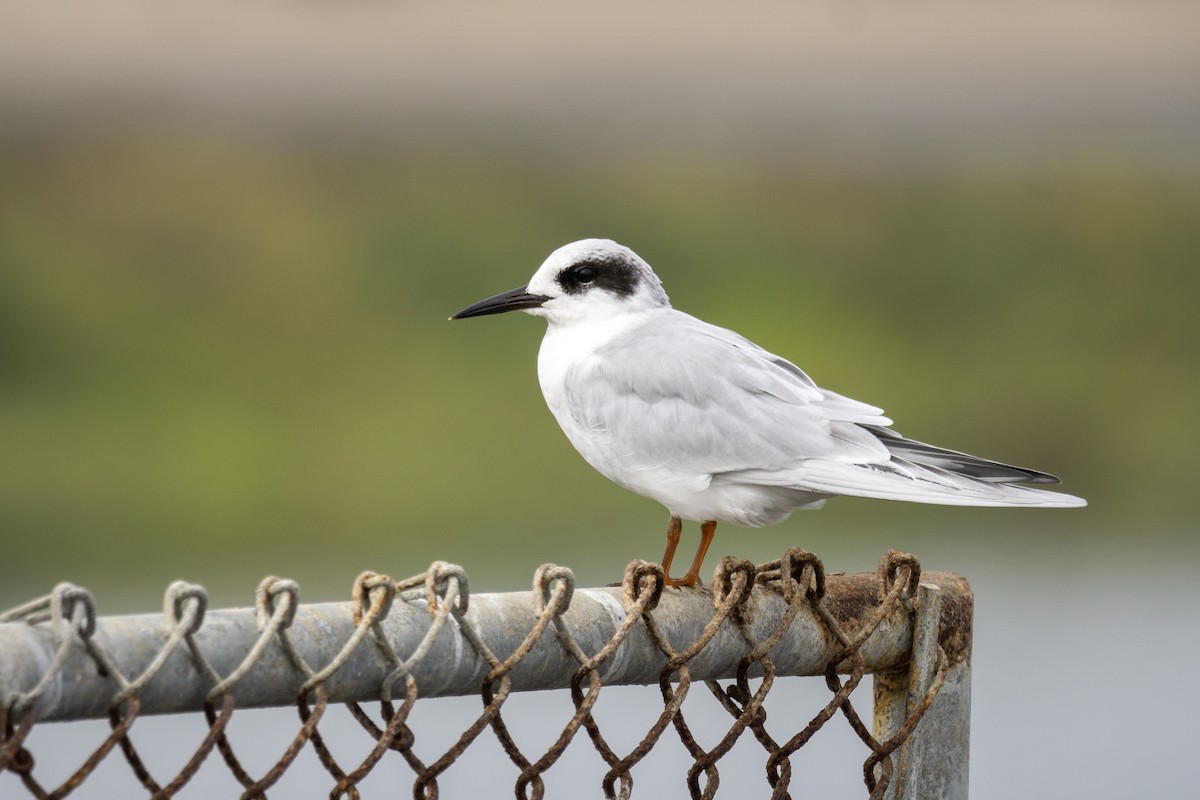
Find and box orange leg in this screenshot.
[661,518,718,588]
[661,516,683,585]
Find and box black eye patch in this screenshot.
[555,256,638,297]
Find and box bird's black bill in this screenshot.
[450,285,551,319]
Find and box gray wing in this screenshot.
[563,311,894,479]
[564,310,1086,508]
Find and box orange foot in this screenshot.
[660,518,717,588]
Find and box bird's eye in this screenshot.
[574,266,596,284]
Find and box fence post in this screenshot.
[873,581,972,799]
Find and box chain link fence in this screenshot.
[0,548,972,799]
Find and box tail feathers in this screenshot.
[716,425,1087,508]
[798,457,1088,508]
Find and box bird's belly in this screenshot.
[559,426,826,527]
[643,479,828,528]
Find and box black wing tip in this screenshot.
[863,425,1066,485]
[1022,470,1062,486]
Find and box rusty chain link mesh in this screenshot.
[1,548,951,799]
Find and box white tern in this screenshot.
[452,239,1085,586]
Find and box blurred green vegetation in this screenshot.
[1,133,1196,610]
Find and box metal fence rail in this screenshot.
[0,548,972,799]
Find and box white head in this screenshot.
[450,239,671,326]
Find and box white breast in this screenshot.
[537,313,632,437]
[536,313,660,489]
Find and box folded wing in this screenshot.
[564,310,1085,508]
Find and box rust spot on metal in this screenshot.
[818,572,900,633]
[802,570,972,668]
[922,572,973,667]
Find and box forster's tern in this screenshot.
[452,239,1086,586]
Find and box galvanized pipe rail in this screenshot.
[0,553,973,799]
